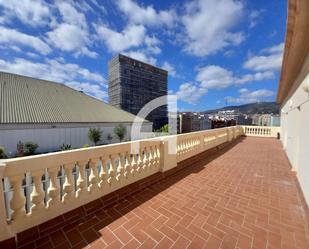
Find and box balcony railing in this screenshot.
[0,125,279,243]
[242,125,280,137]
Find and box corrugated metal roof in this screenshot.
[0,71,144,124]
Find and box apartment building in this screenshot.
[178,112,211,133]
[108,54,168,130]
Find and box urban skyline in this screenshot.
[0,0,286,111]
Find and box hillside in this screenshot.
[203,102,280,115]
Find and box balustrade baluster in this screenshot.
[156,145,161,167]
[99,157,107,188]
[108,156,115,185]
[131,154,137,176]
[137,151,142,173]
[10,175,26,220]
[124,152,131,178]
[76,161,87,198]
[30,169,45,213]
[153,146,158,167]
[89,159,99,192]
[148,147,153,169]
[63,163,75,203]
[116,154,124,181]
[47,167,60,208]
[142,148,148,170]
[178,142,181,155]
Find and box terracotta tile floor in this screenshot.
[20,137,309,249]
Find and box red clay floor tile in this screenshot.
[16,137,309,249]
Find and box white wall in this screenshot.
[281,68,309,204]
[0,122,152,156]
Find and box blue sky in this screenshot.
[0,0,286,111]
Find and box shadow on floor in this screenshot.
[19,137,247,249]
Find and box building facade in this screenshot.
[108,54,168,130]
[178,113,211,133]
[277,0,309,204]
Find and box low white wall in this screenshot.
[0,122,153,156]
[280,56,309,204]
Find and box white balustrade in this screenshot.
[242,125,281,137]
[175,127,241,162]
[0,126,248,242]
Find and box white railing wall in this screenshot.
[242,126,281,137]
[0,138,162,241]
[0,125,271,242]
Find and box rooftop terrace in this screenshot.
[6,134,309,249]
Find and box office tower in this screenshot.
[108,54,168,130]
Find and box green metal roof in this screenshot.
[0,71,143,124]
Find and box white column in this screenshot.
[160,137,177,172]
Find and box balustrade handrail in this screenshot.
[1,137,162,177]
[242,125,281,137]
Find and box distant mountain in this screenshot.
[202,102,280,115]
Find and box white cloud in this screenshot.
[87,0,106,14]
[47,23,88,52]
[145,35,161,54]
[0,26,51,54]
[197,66,234,89]
[162,62,177,77]
[46,1,97,58]
[75,47,98,59]
[175,63,275,104]
[56,1,87,29]
[244,54,283,72]
[116,0,175,27]
[0,0,50,26]
[0,57,106,99]
[182,0,244,56]
[243,42,284,71]
[235,71,275,84]
[225,88,274,104]
[95,24,146,53]
[261,42,284,54]
[123,50,157,65]
[176,82,208,104]
[196,65,275,90]
[223,50,235,58]
[175,62,276,105]
[249,9,264,28]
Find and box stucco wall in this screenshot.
[280,55,309,204]
[0,122,153,156]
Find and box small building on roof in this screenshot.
[0,71,152,155]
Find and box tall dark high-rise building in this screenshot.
[108,54,168,130]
